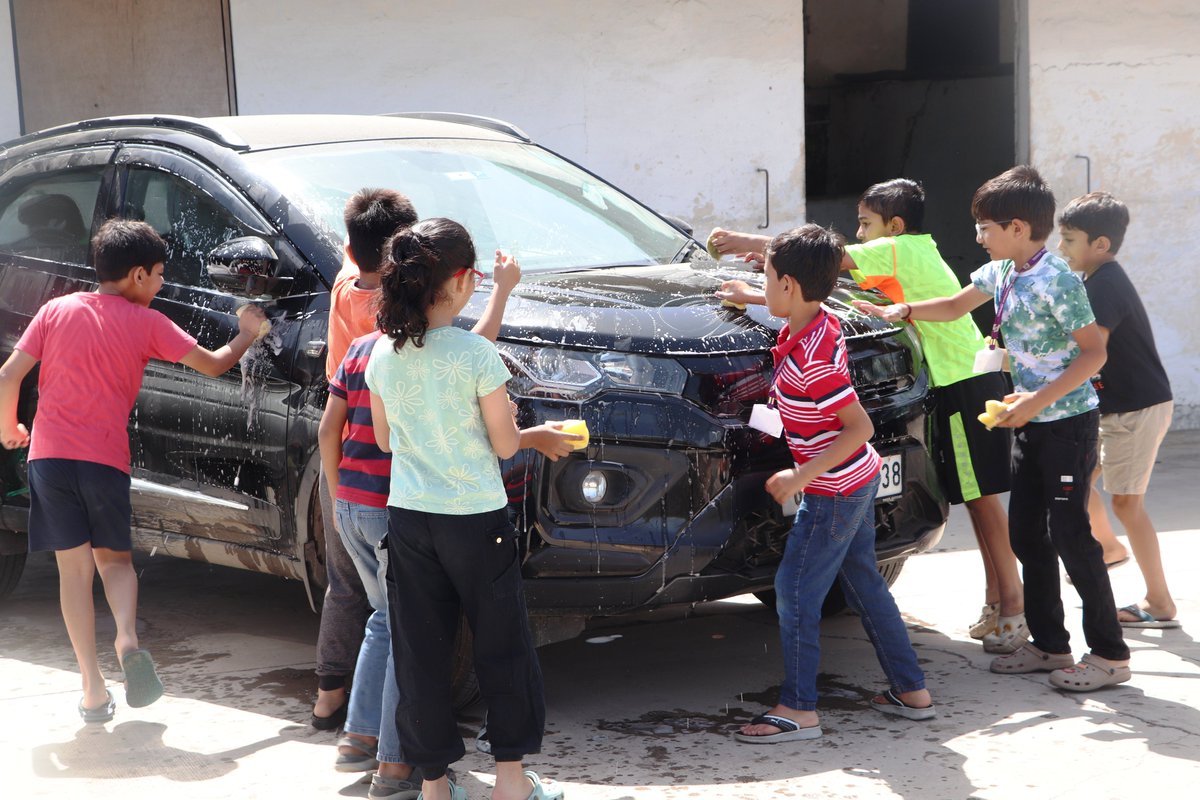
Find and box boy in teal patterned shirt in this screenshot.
[854,166,1130,692]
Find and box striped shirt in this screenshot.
[328,330,390,508]
[771,310,881,496]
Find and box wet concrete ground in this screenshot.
[2,432,1198,799]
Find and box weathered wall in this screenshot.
[0,9,19,141]
[1028,0,1200,428]
[228,0,805,242]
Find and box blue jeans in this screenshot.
[774,474,925,710]
[336,499,404,764]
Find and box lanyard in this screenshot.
[988,247,1046,346]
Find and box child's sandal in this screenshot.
[969,603,1000,640]
[981,613,1028,654]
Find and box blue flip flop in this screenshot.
[78,689,116,723]
[1118,604,1181,629]
[120,649,164,708]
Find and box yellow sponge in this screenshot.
[236,304,272,341]
[720,298,747,310]
[706,233,722,261]
[977,399,1009,430]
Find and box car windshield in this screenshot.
[243,139,690,274]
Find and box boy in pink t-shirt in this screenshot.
[0,219,267,723]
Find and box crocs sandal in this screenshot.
[521,771,565,800]
[1049,653,1131,692]
[989,642,1075,674]
[414,777,467,800]
[733,713,823,743]
[335,734,379,772]
[982,613,1029,654]
[969,603,999,640]
[1118,605,1181,629]
[78,689,116,723]
[870,688,936,720]
[120,649,164,708]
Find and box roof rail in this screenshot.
[381,112,531,142]
[5,114,250,151]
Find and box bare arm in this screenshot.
[480,385,520,459]
[318,394,349,504]
[0,349,36,449]
[369,390,391,452]
[178,305,268,377]
[997,323,1108,428]
[472,252,520,343]
[518,421,584,461]
[765,401,875,504]
[852,285,989,323]
[709,228,771,257]
[714,279,767,306]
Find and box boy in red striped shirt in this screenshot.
[734,224,935,744]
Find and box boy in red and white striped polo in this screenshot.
[734,224,935,745]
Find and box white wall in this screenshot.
[1028,0,1200,428]
[0,8,20,140]
[228,0,805,241]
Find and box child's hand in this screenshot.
[493,250,521,294]
[0,422,29,450]
[708,228,757,257]
[743,251,766,271]
[525,422,585,461]
[714,280,764,307]
[766,466,810,505]
[235,304,269,339]
[994,392,1043,428]
[851,299,905,323]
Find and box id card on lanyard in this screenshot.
[974,247,1046,373]
[750,357,788,438]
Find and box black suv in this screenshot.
[0,114,946,643]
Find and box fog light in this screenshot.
[580,470,608,504]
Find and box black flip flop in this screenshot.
[120,649,164,708]
[733,713,823,743]
[78,689,116,723]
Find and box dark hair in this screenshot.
[344,188,418,273]
[377,218,477,350]
[765,224,845,302]
[1058,192,1130,254]
[860,178,925,233]
[971,165,1056,242]
[92,219,168,282]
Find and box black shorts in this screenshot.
[27,458,132,552]
[929,372,1014,505]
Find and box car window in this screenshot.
[0,167,102,264]
[245,139,689,274]
[121,167,258,288]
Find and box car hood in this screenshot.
[459,262,894,355]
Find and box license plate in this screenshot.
[780,453,904,516]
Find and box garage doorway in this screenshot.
[804,0,1018,310]
[10,0,236,134]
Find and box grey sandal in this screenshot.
[334,734,379,772]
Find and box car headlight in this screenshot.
[496,342,687,401]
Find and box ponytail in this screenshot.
[376,218,477,350]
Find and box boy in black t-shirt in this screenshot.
[1057,192,1178,628]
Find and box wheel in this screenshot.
[754,557,908,618]
[0,551,26,600]
[302,478,328,611]
[449,613,481,711]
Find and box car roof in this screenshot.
[1,112,531,154]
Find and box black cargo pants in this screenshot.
[1008,410,1129,661]
[386,505,545,780]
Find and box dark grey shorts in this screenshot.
[27,458,132,551]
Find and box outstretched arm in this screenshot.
[852,285,989,323]
[178,305,268,377]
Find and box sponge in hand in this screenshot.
[977,399,1009,430]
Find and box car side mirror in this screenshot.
[660,215,694,237]
[206,236,291,297]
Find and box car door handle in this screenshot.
[304,340,326,358]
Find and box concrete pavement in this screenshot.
[2,432,1198,799]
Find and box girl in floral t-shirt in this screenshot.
[365,218,563,800]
